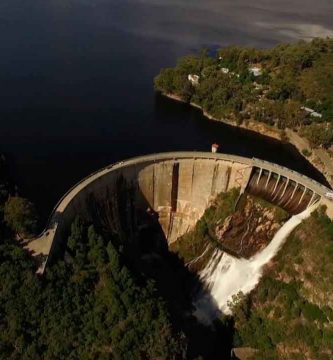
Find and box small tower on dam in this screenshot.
[211,143,219,153]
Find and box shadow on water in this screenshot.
[154,94,330,188]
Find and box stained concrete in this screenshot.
[26,152,333,273]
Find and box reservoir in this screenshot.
[0,0,332,221]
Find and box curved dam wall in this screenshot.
[27,152,333,273]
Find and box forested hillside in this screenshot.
[154,38,333,148]
[170,185,333,359]
[0,219,186,360]
[0,218,187,359]
[2,154,333,359]
[231,207,333,360]
[0,157,187,360]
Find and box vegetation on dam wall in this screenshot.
[230,207,333,359]
[170,188,240,266]
[171,188,288,269]
[216,195,289,258]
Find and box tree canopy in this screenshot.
[4,196,38,237]
[154,38,333,147]
[0,217,187,360]
[230,207,333,359]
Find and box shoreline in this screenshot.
[163,92,333,188]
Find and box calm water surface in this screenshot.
[0,0,332,220]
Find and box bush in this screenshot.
[302,148,312,157]
[302,302,327,323]
[171,188,240,262]
[4,196,38,237]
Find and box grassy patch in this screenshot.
[251,195,289,223]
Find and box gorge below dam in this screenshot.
[27,152,333,319]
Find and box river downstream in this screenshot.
[0,0,332,221]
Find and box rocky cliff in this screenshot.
[171,190,288,270]
[216,195,289,258]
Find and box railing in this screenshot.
[251,157,330,196]
[38,151,331,236]
[32,151,333,274]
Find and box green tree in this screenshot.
[4,196,38,237]
[300,123,333,147]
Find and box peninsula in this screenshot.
[154,38,333,187]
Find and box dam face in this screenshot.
[26,152,332,273]
[44,154,253,265]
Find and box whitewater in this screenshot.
[194,204,318,324]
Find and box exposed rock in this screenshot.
[215,194,288,258]
[231,347,258,360]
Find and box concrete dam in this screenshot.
[27,152,333,273]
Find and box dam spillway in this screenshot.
[26,152,333,273]
[247,167,321,214]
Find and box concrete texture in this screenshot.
[26,152,333,273]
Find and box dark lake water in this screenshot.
[0,0,332,221]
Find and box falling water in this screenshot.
[193,204,318,324]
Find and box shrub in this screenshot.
[4,196,38,237]
[302,148,312,157]
[302,302,327,323]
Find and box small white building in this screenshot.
[221,67,230,74]
[301,106,314,113]
[301,106,322,118]
[188,74,200,86]
[249,66,262,77]
[311,111,323,118]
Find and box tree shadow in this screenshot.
[133,204,235,359]
[85,176,236,359]
[44,173,236,359]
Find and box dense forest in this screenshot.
[2,146,333,359]
[0,157,187,359]
[0,218,190,359]
[154,38,333,148]
[0,157,234,360]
